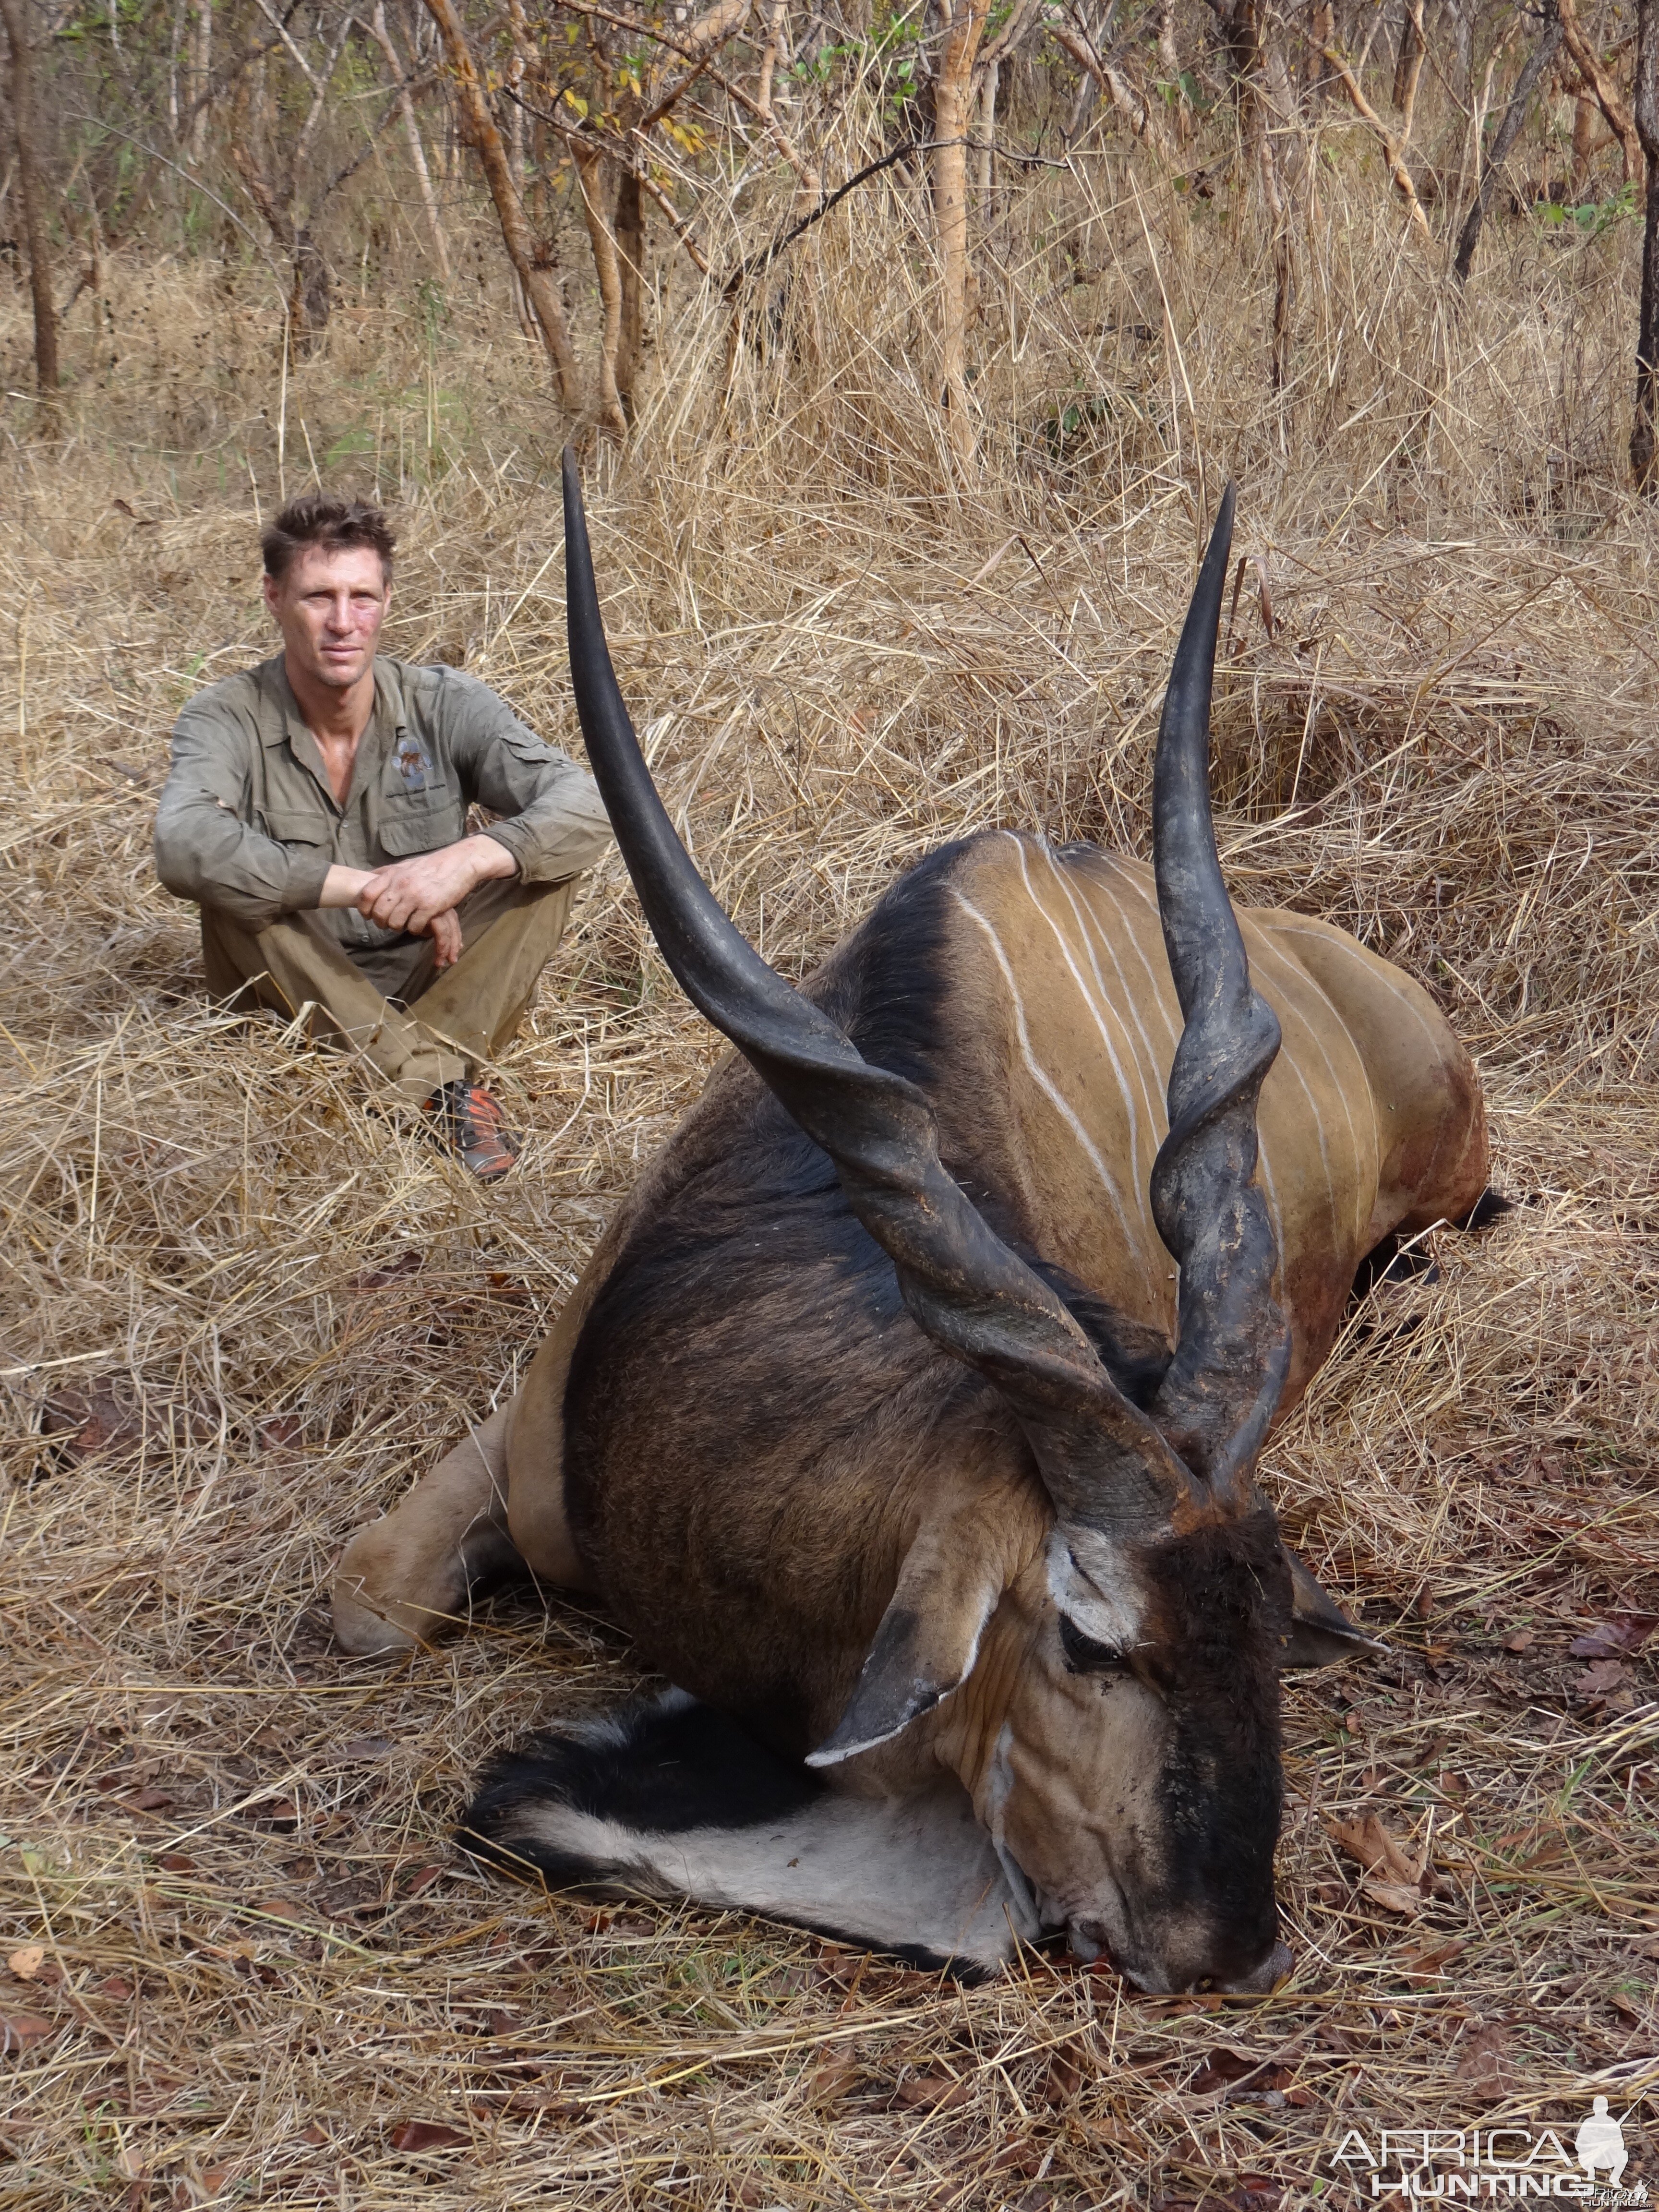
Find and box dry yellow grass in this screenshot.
[0,120,1656,2209]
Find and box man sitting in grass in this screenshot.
[154,494,612,1180]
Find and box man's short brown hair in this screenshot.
[262,494,396,584]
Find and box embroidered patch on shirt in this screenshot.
[394,732,434,792]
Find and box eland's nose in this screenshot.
[1217,1939,1293,1996]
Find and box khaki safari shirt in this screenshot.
[154,653,612,955]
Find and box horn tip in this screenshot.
[1210,481,1238,561]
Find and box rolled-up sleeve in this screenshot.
[435,672,613,883]
[154,707,332,929]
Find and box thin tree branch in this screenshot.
[537,0,817,191]
[1452,4,1563,288]
[252,0,322,88]
[721,132,1073,296]
[422,0,584,408]
[724,136,923,294]
[1322,39,1437,256]
[1557,0,1642,183]
[506,86,715,275]
[58,109,285,276]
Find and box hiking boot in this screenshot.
[422,1080,521,1180]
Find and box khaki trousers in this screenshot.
[200,873,578,1104]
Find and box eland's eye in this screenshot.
[1059,1614,1130,1675]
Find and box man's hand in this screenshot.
[314,835,515,968]
[428,907,463,968]
[354,834,517,938]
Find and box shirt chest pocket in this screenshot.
[258,807,331,848]
[376,784,467,857]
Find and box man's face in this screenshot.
[264,544,390,693]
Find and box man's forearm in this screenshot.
[315,838,514,916]
[318,865,375,909]
[465,833,521,884]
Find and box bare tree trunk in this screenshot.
[1452,5,1563,288]
[1573,89,1595,186]
[507,260,539,344]
[613,164,645,414]
[421,0,583,409]
[1392,0,1425,115]
[370,0,451,281]
[976,54,998,201]
[168,0,188,140]
[1441,0,1474,101]
[933,0,987,475]
[1065,65,1101,144]
[1252,27,1298,394]
[1557,0,1641,184]
[1152,0,1190,140]
[293,224,330,342]
[1154,0,1178,81]
[1305,0,1334,97]
[575,144,627,436]
[1633,0,1659,488]
[0,0,58,394]
[504,0,532,213]
[756,0,786,118]
[190,0,212,163]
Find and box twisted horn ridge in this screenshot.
[562,448,1191,1534]
[1149,485,1290,1490]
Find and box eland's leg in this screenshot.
[460,1690,1036,1979]
[502,1222,629,1591]
[333,1219,616,1654]
[333,1405,521,1654]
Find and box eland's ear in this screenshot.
[1279,1547,1388,1670]
[806,1513,1014,1768]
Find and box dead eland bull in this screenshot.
[334,458,1497,1990]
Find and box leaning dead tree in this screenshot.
[1452,1,1564,289]
[422,0,584,411]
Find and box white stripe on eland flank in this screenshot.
[1004,837,1150,1193]
[1274,923,1452,1068]
[1255,1125,1286,1260]
[1079,855,1291,1255]
[1060,857,1175,1090]
[948,884,1142,1250]
[1250,933,1375,1251]
[1272,1039,1340,1237]
[1038,846,1166,1152]
[1273,921,1458,1195]
[1081,858,1183,1050]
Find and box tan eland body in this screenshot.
[337,836,1486,1663]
